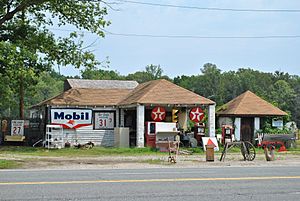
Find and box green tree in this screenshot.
[269,80,296,112]
[27,71,64,107]
[81,67,122,80]
[192,63,222,102]
[126,64,169,83]
[0,0,110,118]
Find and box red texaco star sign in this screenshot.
[189,107,204,123]
[151,106,166,122]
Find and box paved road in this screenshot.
[0,166,299,201]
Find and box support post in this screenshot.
[136,105,145,147]
[254,117,260,135]
[120,109,125,127]
[208,104,216,137]
[234,118,241,141]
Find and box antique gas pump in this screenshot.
[194,123,206,146]
[221,125,234,144]
[145,122,156,148]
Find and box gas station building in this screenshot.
[31,79,215,147]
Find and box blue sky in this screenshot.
[56,0,300,78]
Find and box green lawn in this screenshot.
[0,145,299,158]
[0,160,20,169]
[0,146,168,157]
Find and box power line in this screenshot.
[117,0,300,13]
[50,27,300,39]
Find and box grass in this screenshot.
[0,160,20,169]
[0,145,299,158]
[0,146,168,157]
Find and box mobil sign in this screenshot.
[51,109,92,129]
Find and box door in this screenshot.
[241,117,254,142]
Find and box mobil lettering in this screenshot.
[54,112,90,120]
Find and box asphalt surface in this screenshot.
[0,166,300,201]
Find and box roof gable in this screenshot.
[217,90,287,116]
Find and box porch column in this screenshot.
[254,117,260,135]
[208,104,216,137]
[116,109,120,128]
[234,118,241,141]
[136,105,145,147]
[120,109,125,127]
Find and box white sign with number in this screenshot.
[94,112,114,129]
[11,120,24,136]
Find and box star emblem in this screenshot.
[151,106,166,121]
[189,107,204,122]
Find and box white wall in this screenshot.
[218,117,234,128]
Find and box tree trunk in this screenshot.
[19,74,24,119]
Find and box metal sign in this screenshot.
[11,120,24,136]
[202,137,219,151]
[151,106,166,122]
[272,118,283,128]
[189,107,204,123]
[51,109,92,129]
[94,112,114,129]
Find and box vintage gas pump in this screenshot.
[221,125,234,144]
[194,123,206,146]
[145,122,156,148]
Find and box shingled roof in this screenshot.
[34,88,133,107]
[217,90,287,117]
[65,79,138,90]
[34,79,215,107]
[119,79,215,106]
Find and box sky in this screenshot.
[55,0,300,78]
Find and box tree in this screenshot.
[0,0,110,118]
[81,67,122,80]
[192,63,222,102]
[26,71,64,107]
[126,64,169,83]
[269,80,296,112]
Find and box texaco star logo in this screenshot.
[151,106,166,122]
[189,107,204,123]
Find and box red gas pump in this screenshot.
[221,125,234,144]
[194,123,206,146]
[145,122,156,148]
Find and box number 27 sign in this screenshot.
[11,120,24,136]
[94,112,114,129]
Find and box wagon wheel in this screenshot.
[241,141,256,161]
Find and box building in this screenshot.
[217,90,287,143]
[31,79,216,147]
